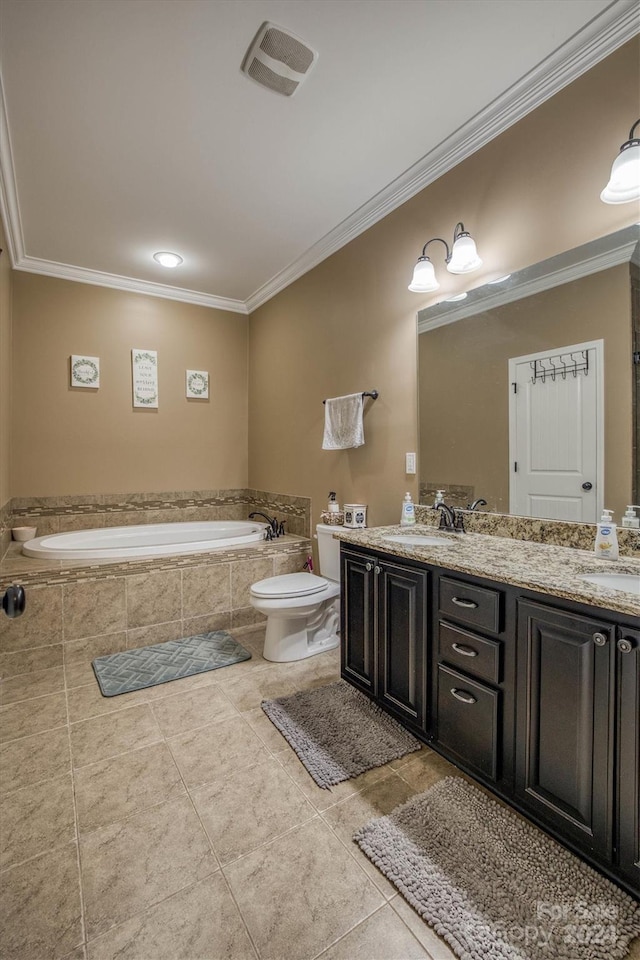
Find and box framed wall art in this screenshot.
[131,349,158,408]
[70,355,100,389]
[186,370,209,399]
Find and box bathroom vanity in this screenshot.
[337,526,640,898]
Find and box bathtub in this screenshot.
[22,520,269,561]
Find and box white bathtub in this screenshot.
[22,520,269,560]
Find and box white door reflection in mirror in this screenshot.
[508,340,603,521]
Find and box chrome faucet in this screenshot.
[437,502,464,533]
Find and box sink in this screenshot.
[382,534,452,547]
[580,573,640,596]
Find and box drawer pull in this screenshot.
[450,688,477,705]
[451,597,479,609]
[451,642,478,657]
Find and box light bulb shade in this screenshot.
[600,141,640,204]
[446,233,482,274]
[408,257,439,292]
[153,251,183,268]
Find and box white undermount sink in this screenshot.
[579,573,640,596]
[382,534,452,547]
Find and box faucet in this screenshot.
[467,498,487,511]
[437,502,464,533]
[249,511,279,536]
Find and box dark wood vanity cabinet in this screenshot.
[341,546,428,730]
[340,542,639,897]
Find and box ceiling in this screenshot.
[0,0,636,314]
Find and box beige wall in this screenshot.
[0,217,12,510]
[419,264,632,516]
[248,39,639,527]
[11,274,248,496]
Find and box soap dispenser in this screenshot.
[401,492,416,526]
[434,490,446,507]
[621,505,640,529]
[594,509,619,560]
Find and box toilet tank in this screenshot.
[316,523,345,582]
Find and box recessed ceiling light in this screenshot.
[153,251,183,268]
[488,274,511,284]
[445,292,468,302]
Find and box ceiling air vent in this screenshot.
[241,22,318,97]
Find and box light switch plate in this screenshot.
[405,452,416,474]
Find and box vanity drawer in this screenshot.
[436,664,500,782]
[439,576,502,634]
[438,621,501,684]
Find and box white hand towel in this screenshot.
[322,393,365,450]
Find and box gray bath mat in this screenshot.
[92,631,251,696]
[261,679,421,789]
[355,776,640,960]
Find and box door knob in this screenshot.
[581,482,593,490]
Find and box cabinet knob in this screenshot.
[365,562,373,572]
[374,565,381,574]
[592,632,608,647]
[617,637,634,654]
[450,688,477,705]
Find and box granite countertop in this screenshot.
[333,525,640,618]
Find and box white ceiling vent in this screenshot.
[241,22,318,97]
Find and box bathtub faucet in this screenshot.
[249,512,280,537]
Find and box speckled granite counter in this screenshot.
[334,525,640,618]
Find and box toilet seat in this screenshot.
[250,572,329,600]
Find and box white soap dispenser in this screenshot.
[621,505,640,529]
[594,509,619,560]
[434,490,446,507]
[400,492,416,526]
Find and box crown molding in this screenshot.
[1,4,637,314]
[417,227,639,333]
[16,256,249,313]
[246,1,639,312]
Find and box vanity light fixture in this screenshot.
[408,222,482,293]
[488,274,511,284]
[601,119,640,204]
[445,292,468,302]
[153,251,184,268]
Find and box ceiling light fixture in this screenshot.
[153,251,183,268]
[488,274,511,284]
[601,120,640,204]
[445,292,468,302]
[408,222,482,293]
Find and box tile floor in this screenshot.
[1,628,638,960]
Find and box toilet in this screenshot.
[250,523,344,662]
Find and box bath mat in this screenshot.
[354,776,640,960]
[92,631,251,696]
[261,679,421,789]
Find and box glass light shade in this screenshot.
[153,251,183,268]
[447,233,482,274]
[600,142,640,204]
[408,257,440,292]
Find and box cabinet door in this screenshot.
[341,549,376,694]
[516,600,613,859]
[376,559,428,728]
[617,627,640,892]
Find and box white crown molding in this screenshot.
[246,1,639,312]
[417,232,639,333]
[16,255,249,313]
[1,3,637,314]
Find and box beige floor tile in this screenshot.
[64,631,128,665]
[0,665,65,705]
[67,680,150,723]
[322,772,415,899]
[193,755,316,863]
[224,817,383,960]
[125,620,183,650]
[318,904,430,959]
[0,726,71,795]
[80,795,217,940]
[75,742,186,834]
[0,644,64,680]
[0,773,76,870]
[242,705,290,751]
[0,691,68,743]
[221,665,299,713]
[275,745,396,812]
[0,842,83,960]
[143,668,221,701]
[168,715,269,788]
[390,897,458,960]
[393,747,458,792]
[65,659,100,689]
[150,682,237,737]
[86,873,256,960]
[70,704,162,768]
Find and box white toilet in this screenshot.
[250,523,344,662]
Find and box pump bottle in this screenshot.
[400,492,416,526]
[594,509,619,560]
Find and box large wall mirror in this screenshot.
[417,225,639,522]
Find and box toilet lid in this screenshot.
[251,572,330,599]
